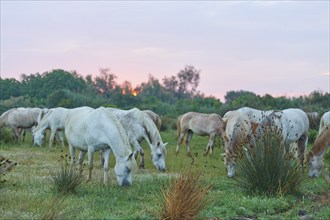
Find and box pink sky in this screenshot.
[1,1,329,101]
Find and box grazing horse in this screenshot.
[222,110,254,177]
[255,108,309,166]
[176,112,225,156]
[0,107,45,142]
[143,110,162,131]
[105,108,167,171]
[319,111,330,134]
[307,125,330,177]
[305,112,320,129]
[65,107,135,186]
[33,107,71,148]
[224,107,273,133]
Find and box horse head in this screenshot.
[114,152,135,186]
[32,127,45,146]
[307,152,323,178]
[151,141,167,172]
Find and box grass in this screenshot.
[0,128,329,219]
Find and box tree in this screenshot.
[177,65,200,98]
[93,68,117,97]
[0,78,22,100]
[162,65,200,99]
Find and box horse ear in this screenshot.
[127,152,134,161]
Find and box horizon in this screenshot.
[1,1,329,101]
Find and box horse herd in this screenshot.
[0,106,329,186]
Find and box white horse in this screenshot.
[307,125,330,177]
[176,112,226,156]
[224,107,273,124]
[143,110,162,131]
[0,107,45,142]
[104,108,167,171]
[222,110,254,177]
[319,111,330,134]
[255,108,309,165]
[65,107,135,186]
[33,107,70,148]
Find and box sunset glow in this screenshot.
[1,1,329,99]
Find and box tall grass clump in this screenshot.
[235,129,306,196]
[153,171,212,220]
[48,154,83,195]
[40,195,80,220]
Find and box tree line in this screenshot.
[1,66,329,130]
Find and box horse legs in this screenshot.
[78,151,86,176]
[102,149,111,186]
[204,133,216,156]
[298,134,308,167]
[69,144,76,176]
[49,129,57,148]
[12,127,20,143]
[132,140,144,169]
[20,128,26,142]
[87,147,94,182]
[176,130,186,155]
[57,131,65,148]
[186,130,193,157]
[99,150,105,168]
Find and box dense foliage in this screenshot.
[1,67,329,126]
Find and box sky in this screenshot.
[1,1,329,101]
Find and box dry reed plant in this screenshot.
[154,171,212,220]
[0,155,17,176]
[40,194,80,220]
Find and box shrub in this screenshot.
[235,129,306,196]
[153,171,212,219]
[48,155,83,195]
[0,128,13,144]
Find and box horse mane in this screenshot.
[102,107,131,150]
[310,125,330,157]
[139,109,162,145]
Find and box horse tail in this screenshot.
[177,115,182,138]
[156,116,162,131]
[0,109,15,128]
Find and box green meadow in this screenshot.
[1,129,329,219]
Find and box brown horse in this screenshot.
[143,110,162,131]
[307,125,330,177]
[176,112,225,156]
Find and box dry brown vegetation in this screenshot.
[154,171,212,220]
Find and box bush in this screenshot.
[153,171,212,219]
[48,155,83,195]
[0,128,13,144]
[235,130,306,196]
